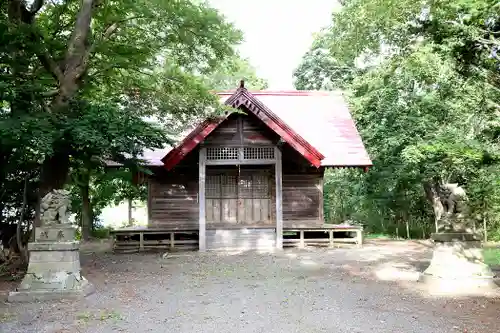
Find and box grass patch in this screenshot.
[76,310,122,323]
[0,312,15,323]
[364,233,395,240]
[76,311,93,322]
[483,247,500,266]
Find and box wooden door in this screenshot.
[237,171,271,224]
[205,169,272,225]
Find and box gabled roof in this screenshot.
[141,87,372,169]
[162,87,327,170]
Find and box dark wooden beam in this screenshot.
[275,146,283,249]
[198,147,207,251]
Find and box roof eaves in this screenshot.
[238,90,325,163]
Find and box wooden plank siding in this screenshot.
[203,112,279,147]
[147,167,324,229]
[205,166,274,226]
[148,166,199,230]
[282,173,323,227]
[281,144,325,228]
[147,112,325,232]
[206,228,276,250]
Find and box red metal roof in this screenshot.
[149,88,372,169]
[161,120,223,171]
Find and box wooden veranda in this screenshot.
[110,83,371,252]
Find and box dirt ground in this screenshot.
[1,240,500,333]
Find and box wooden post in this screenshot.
[329,230,333,248]
[357,229,363,248]
[299,230,305,248]
[139,232,144,251]
[319,168,325,222]
[199,147,207,251]
[147,178,152,226]
[275,147,283,249]
[170,232,175,249]
[127,197,133,226]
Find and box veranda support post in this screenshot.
[275,146,283,249]
[199,147,207,251]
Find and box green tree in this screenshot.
[3,0,241,197]
[64,100,167,240]
[2,0,242,229]
[293,29,360,90]
[204,54,268,90]
[294,0,500,238]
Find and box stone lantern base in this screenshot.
[419,232,497,293]
[8,225,95,302]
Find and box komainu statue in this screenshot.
[420,182,496,293]
[40,189,72,226]
[437,183,474,233]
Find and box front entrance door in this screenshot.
[205,168,272,226]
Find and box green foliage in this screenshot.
[203,54,269,90]
[482,248,500,266]
[91,226,112,240]
[0,0,262,231]
[293,30,361,90]
[74,224,112,240]
[296,0,500,239]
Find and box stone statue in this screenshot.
[420,183,496,293]
[436,183,474,234]
[8,188,95,302]
[40,189,71,226]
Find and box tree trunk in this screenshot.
[423,181,444,233]
[128,197,133,226]
[17,175,29,263]
[483,211,488,243]
[34,152,70,227]
[9,0,96,227]
[81,180,92,241]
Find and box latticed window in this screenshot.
[205,170,272,224]
[243,147,274,160]
[206,147,238,160]
[205,146,275,161]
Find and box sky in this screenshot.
[209,0,340,90]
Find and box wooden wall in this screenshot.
[206,228,276,250]
[205,166,274,227]
[281,145,324,227]
[147,112,325,230]
[203,112,279,146]
[147,151,199,230]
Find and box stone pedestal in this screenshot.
[8,225,95,302]
[419,232,497,293]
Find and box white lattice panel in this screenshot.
[243,147,275,160]
[206,147,239,160]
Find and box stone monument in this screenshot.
[420,183,496,292]
[8,189,95,302]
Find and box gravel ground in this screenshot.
[1,241,499,333]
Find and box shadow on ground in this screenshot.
[1,240,500,333]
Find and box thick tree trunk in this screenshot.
[10,0,96,232]
[34,152,70,227]
[17,175,29,263]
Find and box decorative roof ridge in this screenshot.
[215,89,345,97]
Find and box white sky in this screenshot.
[209,0,340,90]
